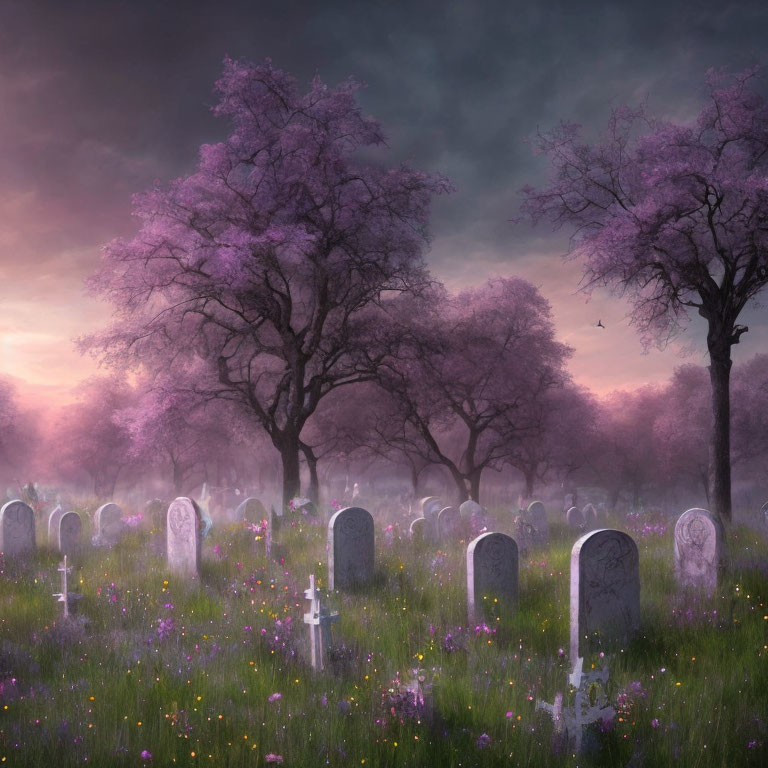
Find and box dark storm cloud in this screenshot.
[1,0,767,398]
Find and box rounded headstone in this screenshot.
[419,497,442,521]
[0,500,36,556]
[761,501,768,525]
[58,511,83,556]
[166,497,202,577]
[437,506,461,539]
[48,505,65,544]
[235,497,267,523]
[525,501,549,547]
[327,507,374,591]
[673,508,726,593]
[466,532,518,623]
[570,529,640,660]
[566,506,585,529]
[410,517,428,543]
[94,502,124,545]
[146,499,166,530]
[459,500,484,520]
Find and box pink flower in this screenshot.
[265,755,284,764]
[651,718,660,728]
[141,750,152,760]
[268,692,282,703]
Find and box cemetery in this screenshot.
[2,4,768,766]
[0,489,766,766]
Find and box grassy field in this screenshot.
[0,502,767,767]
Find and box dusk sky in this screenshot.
[1,0,768,408]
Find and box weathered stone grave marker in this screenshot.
[410,516,429,544]
[328,506,374,591]
[674,508,726,593]
[420,497,442,521]
[526,500,549,546]
[566,505,585,530]
[0,500,36,556]
[437,506,461,540]
[93,502,124,546]
[47,505,64,545]
[537,658,616,752]
[466,532,518,623]
[303,574,339,671]
[235,496,267,524]
[166,497,202,577]
[570,529,640,659]
[58,511,83,556]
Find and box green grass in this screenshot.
[0,507,767,766]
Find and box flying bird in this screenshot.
[596,320,605,328]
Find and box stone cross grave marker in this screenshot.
[58,511,83,556]
[674,507,726,593]
[0,500,36,556]
[52,555,76,620]
[327,507,374,591]
[466,532,518,624]
[303,574,339,671]
[570,529,640,660]
[537,657,616,752]
[166,497,202,577]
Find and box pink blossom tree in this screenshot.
[521,68,768,523]
[49,375,137,498]
[373,278,572,503]
[81,58,449,507]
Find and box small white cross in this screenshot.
[303,574,339,671]
[52,555,73,619]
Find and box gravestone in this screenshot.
[166,497,202,577]
[327,507,374,591]
[673,508,726,592]
[566,506,585,530]
[303,574,339,671]
[761,500,768,526]
[419,497,442,521]
[58,511,83,556]
[582,503,598,528]
[0,500,36,556]
[235,496,267,523]
[410,517,429,543]
[564,493,575,512]
[94,502,124,546]
[47,505,65,544]
[459,499,484,520]
[437,506,461,540]
[525,500,549,547]
[466,532,518,623]
[570,529,640,659]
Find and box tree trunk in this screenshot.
[707,346,732,523]
[409,464,420,496]
[172,460,184,495]
[300,443,320,507]
[524,468,536,498]
[279,435,301,511]
[469,470,482,505]
[449,467,470,504]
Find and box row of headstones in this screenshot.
[0,500,128,557]
[327,506,726,658]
